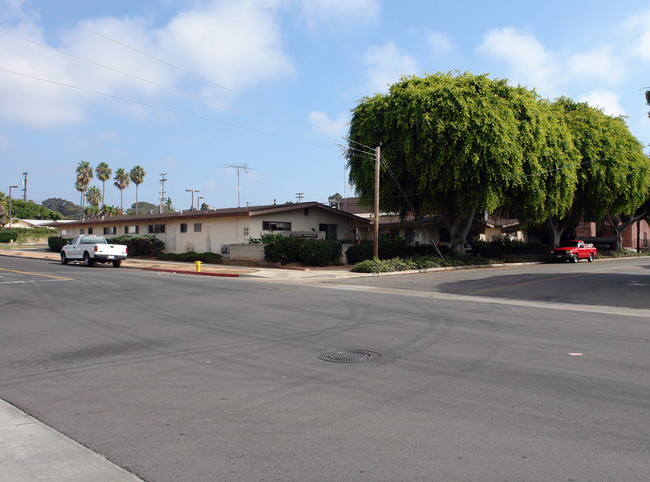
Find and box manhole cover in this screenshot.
[317,349,382,364]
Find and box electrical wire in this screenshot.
[0,67,341,152]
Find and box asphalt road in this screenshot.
[1,256,649,481]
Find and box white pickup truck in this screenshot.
[60,235,128,267]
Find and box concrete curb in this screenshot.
[0,398,141,481]
[141,267,239,277]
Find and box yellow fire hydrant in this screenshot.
[194,261,202,272]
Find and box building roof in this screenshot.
[47,202,370,227]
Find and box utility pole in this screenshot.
[159,173,167,214]
[373,145,380,259]
[225,164,253,207]
[8,185,19,229]
[295,192,304,203]
[21,172,28,201]
[186,189,199,210]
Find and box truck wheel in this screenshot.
[83,252,94,267]
[588,253,594,262]
[60,252,68,265]
[113,260,122,268]
[572,253,579,263]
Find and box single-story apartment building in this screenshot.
[51,202,370,255]
[339,197,525,245]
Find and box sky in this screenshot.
[1,0,649,211]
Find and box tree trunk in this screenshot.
[546,215,565,248]
[602,208,647,251]
[447,205,478,254]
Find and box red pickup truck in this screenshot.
[550,240,597,263]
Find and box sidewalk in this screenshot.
[0,399,140,481]
[0,246,366,280]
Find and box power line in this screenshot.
[0,68,341,153]
[16,0,352,146]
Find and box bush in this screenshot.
[0,229,18,243]
[157,251,222,262]
[345,239,441,264]
[472,238,547,258]
[298,239,342,267]
[48,236,68,252]
[109,235,165,257]
[263,235,342,266]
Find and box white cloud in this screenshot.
[299,0,379,26]
[568,47,624,84]
[625,7,650,62]
[579,90,626,117]
[160,1,294,91]
[0,0,295,128]
[427,31,453,55]
[476,27,559,96]
[307,110,348,137]
[364,41,419,94]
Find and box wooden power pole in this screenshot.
[373,146,380,259]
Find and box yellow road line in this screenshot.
[0,268,74,281]
[469,272,599,295]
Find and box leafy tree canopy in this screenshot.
[3,199,62,220]
[347,72,579,251]
[42,198,82,218]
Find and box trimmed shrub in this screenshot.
[298,239,342,267]
[0,229,18,243]
[159,251,222,262]
[108,235,165,257]
[263,235,342,266]
[48,236,68,252]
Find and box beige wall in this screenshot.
[56,207,361,254]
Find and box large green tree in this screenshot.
[95,162,112,204]
[553,98,650,250]
[347,72,576,252]
[129,165,146,215]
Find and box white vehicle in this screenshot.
[60,235,127,267]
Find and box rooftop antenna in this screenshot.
[225,164,253,207]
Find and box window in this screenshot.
[124,225,139,234]
[148,224,165,233]
[439,228,450,243]
[61,229,71,236]
[304,207,309,216]
[79,229,84,234]
[319,224,338,240]
[194,223,202,232]
[103,226,117,235]
[87,227,93,235]
[180,223,187,233]
[243,226,249,236]
[262,221,292,232]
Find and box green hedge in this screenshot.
[0,229,18,243]
[48,236,68,252]
[263,235,342,266]
[156,252,222,262]
[345,239,440,264]
[108,235,165,257]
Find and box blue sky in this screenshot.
[2,0,649,211]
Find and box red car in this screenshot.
[550,240,597,263]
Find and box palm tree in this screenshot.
[75,161,93,217]
[95,162,112,204]
[113,168,130,214]
[130,165,146,215]
[86,185,102,208]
